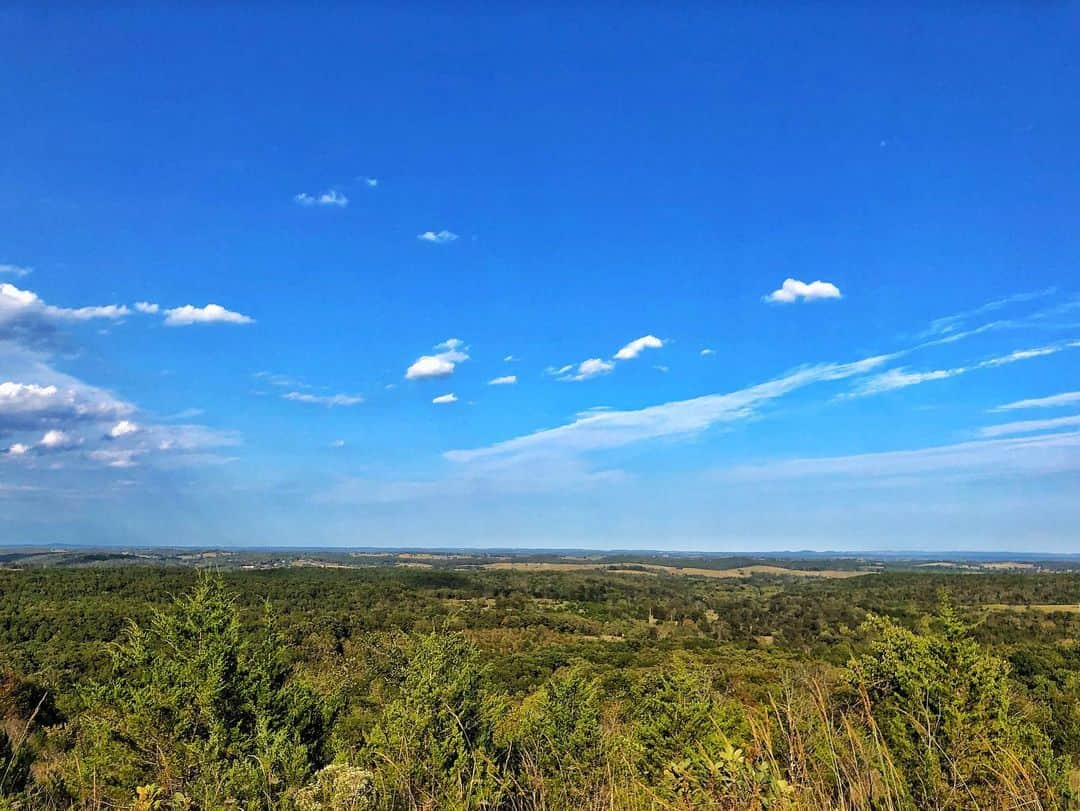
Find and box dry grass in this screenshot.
[984,603,1080,614]
[479,562,871,580]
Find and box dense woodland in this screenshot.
[1,563,1078,809]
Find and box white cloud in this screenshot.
[720,431,1080,482]
[1,282,130,344]
[108,420,140,438]
[982,346,1059,366]
[0,264,31,278]
[134,301,160,314]
[254,371,307,389]
[39,429,80,450]
[848,367,963,396]
[432,393,458,404]
[847,342,1077,398]
[504,355,517,362]
[434,337,465,352]
[162,304,254,326]
[0,379,134,433]
[489,375,517,386]
[406,355,456,379]
[417,230,459,244]
[921,288,1055,338]
[700,348,715,356]
[979,414,1080,438]
[364,177,378,188]
[559,358,614,382]
[764,278,842,304]
[447,354,890,466]
[993,391,1080,412]
[6,442,29,456]
[405,339,470,379]
[294,189,348,207]
[331,439,346,448]
[88,448,143,468]
[282,391,364,407]
[614,334,664,360]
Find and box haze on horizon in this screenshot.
[2,4,1079,551]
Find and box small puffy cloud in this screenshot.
[406,355,456,379]
[0,264,31,277]
[432,393,458,404]
[108,420,139,438]
[993,391,1080,412]
[489,375,517,386]
[363,177,378,188]
[39,429,80,451]
[560,358,614,382]
[417,230,459,244]
[6,442,29,456]
[295,189,348,207]
[503,355,517,362]
[405,339,470,380]
[282,391,364,407]
[614,334,664,360]
[331,439,346,448]
[764,278,842,304]
[134,301,160,314]
[700,348,715,356]
[162,304,254,326]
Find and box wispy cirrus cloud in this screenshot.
[283,391,364,407]
[489,375,517,386]
[978,414,1080,438]
[448,354,890,467]
[992,391,1080,412]
[846,341,1078,398]
[432,393,458,404]
[920,288,1056,339]
[0,264,31,278]
[763,278,842,304]
[720,430,1080,482]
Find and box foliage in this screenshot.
[851,599,1068,809]
[52,573,333,808]
[0,566,1077,809]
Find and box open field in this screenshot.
[986,603,1080,614]
[481,561,872,579]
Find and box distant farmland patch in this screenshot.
[479,562,871,579]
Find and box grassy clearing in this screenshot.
[480,561,871,579]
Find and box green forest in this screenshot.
[1,562,1078,809]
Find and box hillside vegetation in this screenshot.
[1,563,1078,809]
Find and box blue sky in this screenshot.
[2,4,1079,550]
